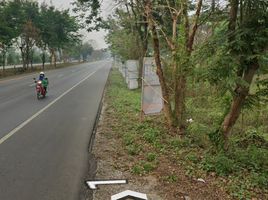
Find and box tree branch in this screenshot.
[187,0,203,53]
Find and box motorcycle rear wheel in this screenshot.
[37,93,41,100]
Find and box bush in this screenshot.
[126,144,141,156]
[202,153,237,176]
[143,127,159,143]
[169,137,191,149]
[187,122,211,148]
[123,133,135,145]
[185,152,199,164]
[230,145,268,172]
[131,165,143,175]
[146,152,157,162]
[142,162,156,173]
[250,172,268,188]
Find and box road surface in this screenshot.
[0,60,111,200]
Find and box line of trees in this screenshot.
[77,0,268,150]
[0,0,94,75]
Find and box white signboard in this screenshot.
[141,57,163,115]
[126,60,139,90]
[121,63,127,78]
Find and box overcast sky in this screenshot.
[37,0,115,49]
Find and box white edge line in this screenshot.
[0,70,97,145]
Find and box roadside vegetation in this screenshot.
[0,0,94,78]
[106,67,267,199]
[64,0,268,199]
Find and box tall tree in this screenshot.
[196,0,268,149]
[220,0,268,148]
[145,0,203,133]
[0,0,22,74]
[39,4,80,67]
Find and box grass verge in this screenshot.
[104,67,268,200]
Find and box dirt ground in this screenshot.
[92,103,163,200]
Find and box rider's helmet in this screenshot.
[39,72,45,80]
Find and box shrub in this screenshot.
[131,165,143,175]
[169,137,191,149]
[202,153,237,176]
[143,128,159,143]
[142,162,155,173]
[126,144,141,156]
[123,133,135,145]
[146,152,157,162]
[185,152,199,164]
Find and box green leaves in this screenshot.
[39,5,80,50]
[73,0,102,32]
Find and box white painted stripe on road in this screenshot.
[86,180,127,190]
[0,70,98,145]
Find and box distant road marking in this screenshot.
[0,70,98,145]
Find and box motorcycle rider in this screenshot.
[38,72,49,93]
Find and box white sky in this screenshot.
[37,0,115,49]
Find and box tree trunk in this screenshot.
[228,0,239,43]
[2,52,6,76]
[173,0,202,133]
[221,60,259,148]
[174,74,187,133]
[30,50,33,70]
[20,48,26,71]
[50,49,56,67]
[26,44,30,69]
[146,0,174,127]
[137,15,148,88]
[42,51,45,70]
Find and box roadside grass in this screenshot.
[105,67,268,199]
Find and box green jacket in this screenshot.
[42,78,49,87]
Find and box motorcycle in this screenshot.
[33,78,46,99]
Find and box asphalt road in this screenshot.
[0,60,111,200]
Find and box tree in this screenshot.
[220,0,268,148]
[0,0,22,74]
[196,0,268,149]
[80,42,93,61]
[15,0,40,70]
[73,0,103,31]
[143,0,204,133]
[104,14,140,61]
[19,20,40,69]
[38,4,80,67]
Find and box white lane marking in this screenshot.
[0,70,98,145]
[86,180,127,190]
